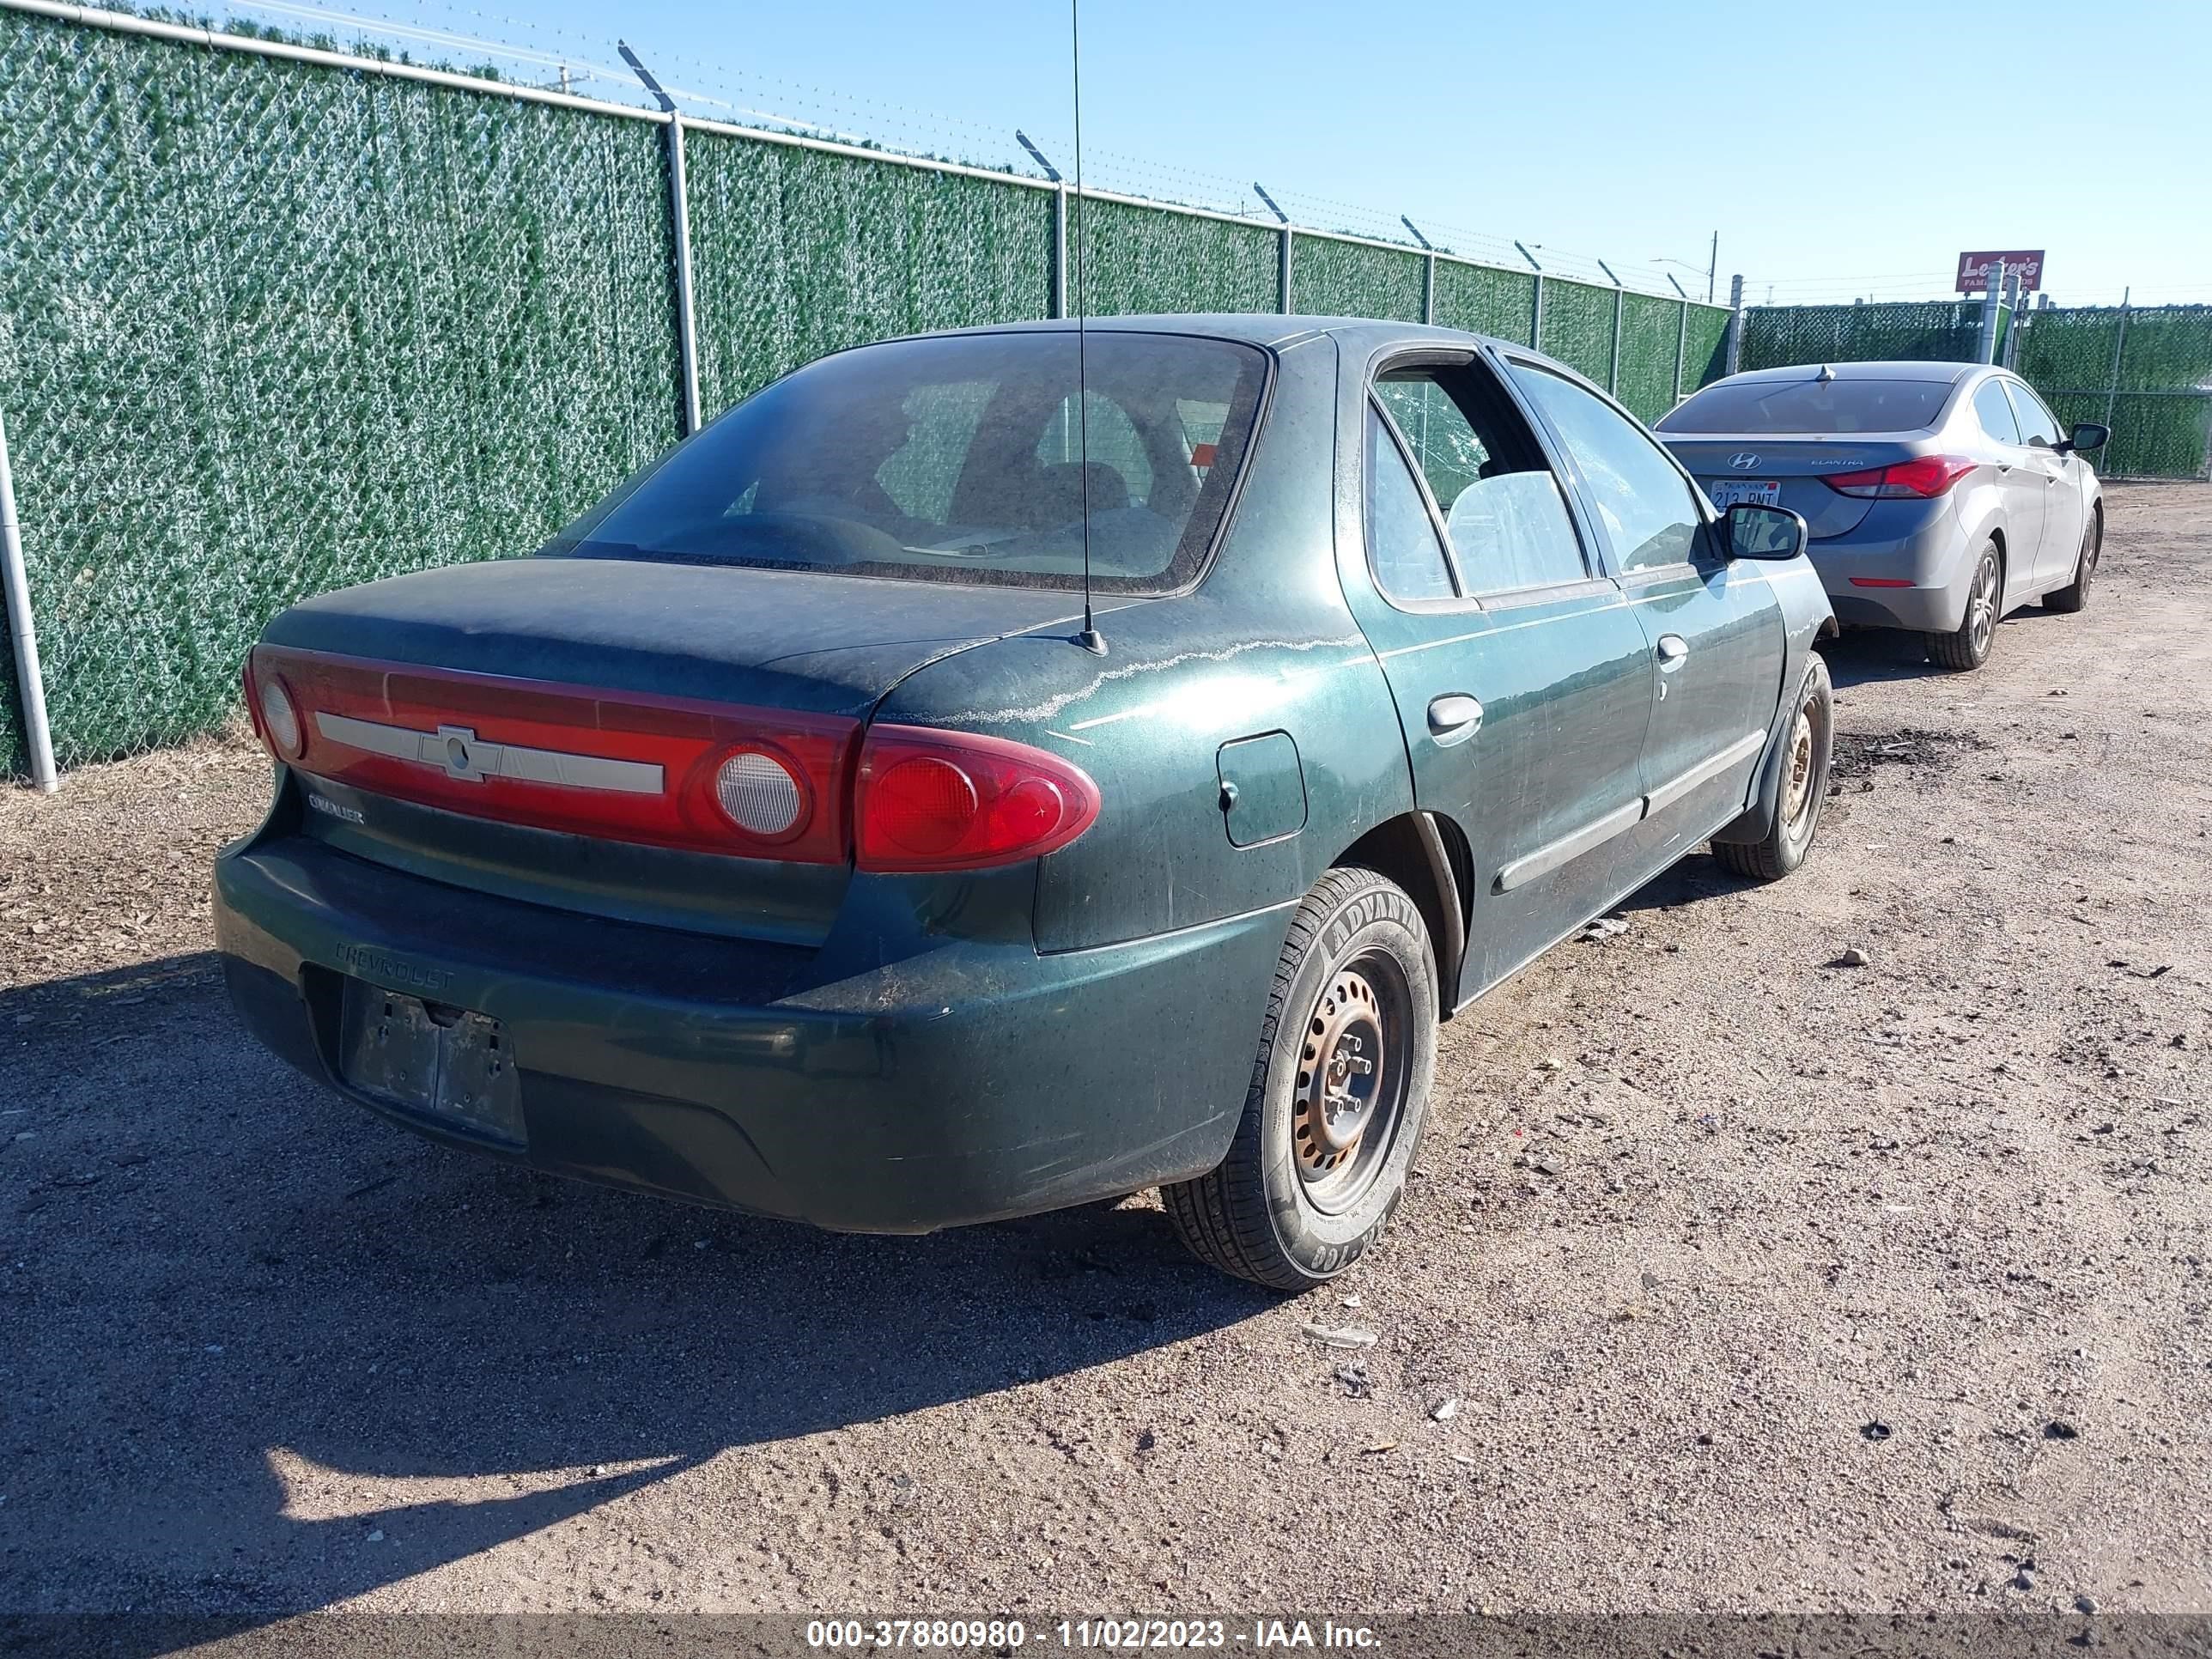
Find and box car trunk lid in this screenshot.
[257,556,1094,945]
[1663,435,1934,540]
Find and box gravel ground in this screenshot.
[3,484,2209,1629]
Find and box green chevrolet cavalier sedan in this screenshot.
[216,316,1836,1289]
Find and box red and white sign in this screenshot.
[1955,249,2045,292]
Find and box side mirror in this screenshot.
[2063,422,2110,455]
[1723,501,1808,562]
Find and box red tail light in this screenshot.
[246,647,1103,871]
[248,645,860,862]
[242,655,305,759]
[1824,455,1976,498]
[855,726,1101,873]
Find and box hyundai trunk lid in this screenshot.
[1662,435,1934,539]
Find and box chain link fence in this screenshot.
[2013,304,2212,482]
[1738,298,2212,483]
[0,1,1734,779]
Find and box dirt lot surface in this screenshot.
[4,485,2210,1634]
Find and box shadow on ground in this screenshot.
[1815,607,2071,690]
[1,956,1273,1640]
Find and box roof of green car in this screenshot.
[928,313,1502,351]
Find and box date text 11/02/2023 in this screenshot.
[805,1620,1384,1650]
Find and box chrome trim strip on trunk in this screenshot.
[1644,730,1767,817]
[313,712,665,795]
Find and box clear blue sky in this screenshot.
[269,0,2212,305]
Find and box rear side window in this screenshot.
[1660,377,1954,434]
[1367,364,1588,599]
[562,331,1268,594]
[1364,408,1457,602]
[1972,379,2022,445]
[2006,381,2061,447]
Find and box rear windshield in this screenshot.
[556,331,1269,593]
[1659,377,1954,434]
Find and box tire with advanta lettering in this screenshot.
[1163,866,1436,1291]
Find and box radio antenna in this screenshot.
[1067,0,1105,655]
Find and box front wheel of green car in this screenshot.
[1712,653,1832,884]
[1163,866,1437,1291]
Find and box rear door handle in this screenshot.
[1656,635,1690,668]
[1427,694,1483,745]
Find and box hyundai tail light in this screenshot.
[854,726,1101,873]
[1823,456,1976,498]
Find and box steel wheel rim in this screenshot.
[1968,554,1998,654]
[1781,699,1818,831]
[1292,951,1413,1212]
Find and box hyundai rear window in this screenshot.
[556,331,1269,593]
[1658,378,1954,434]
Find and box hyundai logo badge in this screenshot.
[1729,453,1761,471]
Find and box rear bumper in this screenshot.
[1807,502,1975,633]
[215,833,1283,1233]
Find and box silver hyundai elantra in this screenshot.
[1659,361,2106,671]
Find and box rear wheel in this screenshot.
[1162,866,1437,1291]
[2044,509,2100,613]
[1928,540,2001,672]
[1714,653,1832,883]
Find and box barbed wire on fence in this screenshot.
[168,0,1699,296]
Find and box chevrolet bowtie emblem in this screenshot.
[313,712,665,795]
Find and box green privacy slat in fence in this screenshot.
[1539,278,1617,386]
[1291,235,1426,323]
[2041,391,2211,481]
[1735,297,2211,477]
[1431,262,1536,344]
[2107,305,2212,394]
[0,9,682,769]
[1078,197,1279,318]
[1614,293,1680,423]
[2014,307,2123,392]
[1681,305,1730,394]
[1740,300,1986,371]
[685,132,1053,414]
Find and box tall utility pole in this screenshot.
[1708,230,1718,303]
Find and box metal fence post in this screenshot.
[1674,299,1689,402]
[622,46,702,434]
[0,405,59,792]
[1052,184,1070,319]
[1422,252,1436,325]
[1724,274,1745,375]
[1251,183,1291,313]
[1976,264,2006,366]
[2105,287,2131,433]
[1515,240,1543,349]
[666,117,702,434]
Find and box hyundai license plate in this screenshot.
[1708,479,1781,508]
